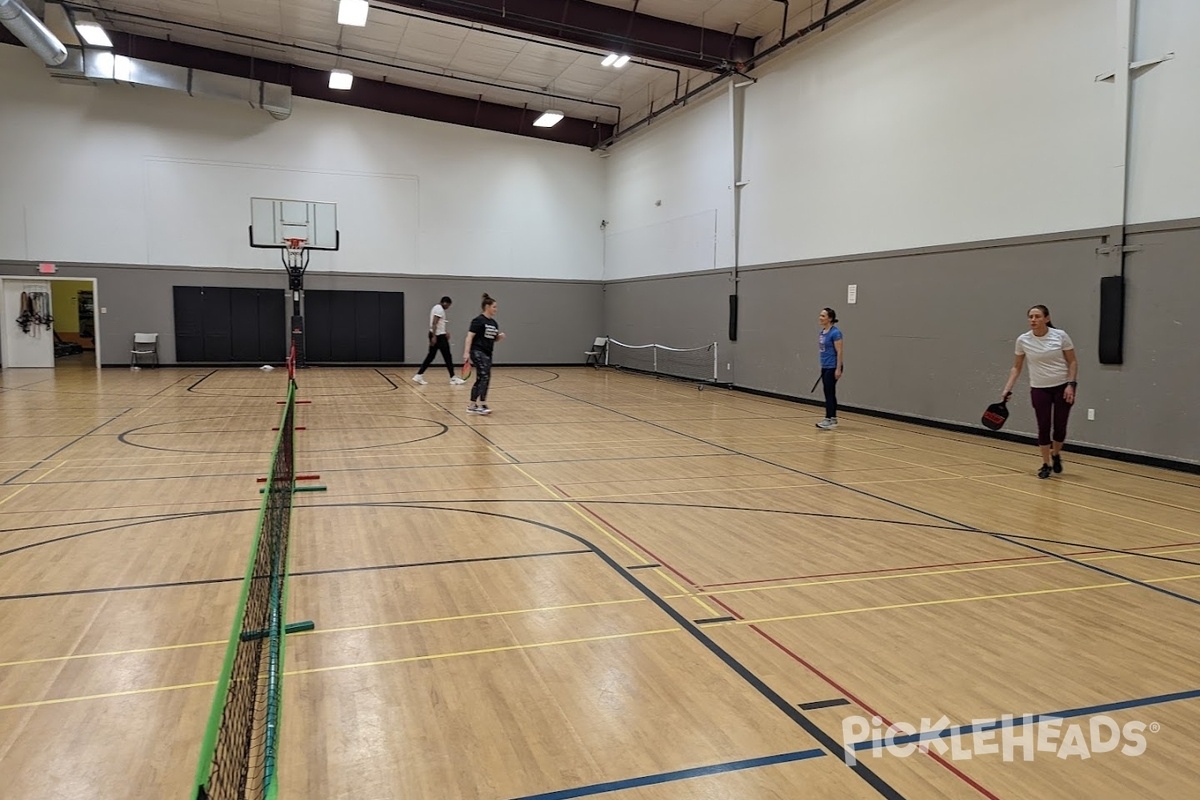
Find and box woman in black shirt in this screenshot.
[462,293,504,414]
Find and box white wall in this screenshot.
[1127,0,1200,224]
[599,0,1200,278]
[602,90,734,280]
[0,46,605,280]
[739,0,1117,266]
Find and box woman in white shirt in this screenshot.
[1001,304,1078,479]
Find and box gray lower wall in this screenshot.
[603,271,736,384]
[4,219,1195,465]
[0,263,602,367]
[603,222,1200,466]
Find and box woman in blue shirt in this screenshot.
[816,307,844,430]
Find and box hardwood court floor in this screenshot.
[1,364,1198,799]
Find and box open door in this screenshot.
[0,279,55,368]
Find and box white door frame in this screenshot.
[0,275,102,369]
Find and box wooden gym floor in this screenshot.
[1,364,1198,799]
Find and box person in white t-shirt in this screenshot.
[413,296,465,385]
[1001,304,1078,479]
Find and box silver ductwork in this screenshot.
[0,0,69,65]
[47,46,293,120]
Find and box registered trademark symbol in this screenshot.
[1149,722,1161,734]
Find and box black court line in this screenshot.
[625,564,660,570]
[116,415,449,454]
[187,370,217,391]
[511,375,1200,609]
[693,616,735,624]
[841,413,1200,488]
[1,408,132,486]
[0,548,591,601]
[374,368,398,389]
[798,698,853,711]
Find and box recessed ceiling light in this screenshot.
[533,110,564,128]
[337,0,369,27]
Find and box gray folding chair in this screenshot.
[584,336,608,367]
[130,333,159,368]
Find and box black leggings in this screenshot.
[418,334,454,377]
[821,367,838,418]
[1030,384,1071,446]
[470,350,493,403]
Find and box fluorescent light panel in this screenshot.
[613,55,630,68]
[75,21,113,47]
[338,0,369,27]
[601,53,618,67]
[329,69,354,90]
[533,110,564,128]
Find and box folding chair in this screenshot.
[584,336,607,367]
[131,333,159,368]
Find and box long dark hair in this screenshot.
[1028,304,1055,328]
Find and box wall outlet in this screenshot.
[1087,408,1095,420]
[100,307,107,313]
[726,363,731,370]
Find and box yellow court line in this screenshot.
[502,459,719,618]
[0,461,68,509]
[0,597,650,669]
[0,627,683,710]
[287,626,680,677]
[0,679,217,712]
[686,545,1200,600]
[842,433,1200,518]
[551,481,828,502]
[733,573,1200,627]
[835,438,1200,538]
[21,536,1187,668]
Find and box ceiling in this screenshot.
[3,0,873,147]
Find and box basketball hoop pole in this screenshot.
[283,238,309,369]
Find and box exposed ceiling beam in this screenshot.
[0,35,614,147]
[375,0,758,71]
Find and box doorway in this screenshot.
[0,275,102,369]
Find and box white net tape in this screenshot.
[605,339,719,383]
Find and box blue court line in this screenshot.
[854,688,1200,750]
[511,748,827,800]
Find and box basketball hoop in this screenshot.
[281,237,309,290]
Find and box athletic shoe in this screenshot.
[466,405,481,414]
[816,418,838,430]
[1037,464,1052,479]
[476,405,491,415]
[412,374,427,385]
[1052,454,1063,474]
[449,376,466,385]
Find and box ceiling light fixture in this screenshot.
[601,53,618,67]
[73,14,113,47]
[329,69,354,90]
[613,55,630,68]
[337,0,369,27]
[532,110,564,128]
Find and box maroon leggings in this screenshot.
[1030,384,1071,446]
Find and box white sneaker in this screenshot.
[476,405,491,415]
[466,405,480,414]
[412,374,427,385]
[816,418,838,430]
[449,376,466,385]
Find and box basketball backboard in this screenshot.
[249,198,339,250]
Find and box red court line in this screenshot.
[699,539,1200,589]
[555,484,701,588]
[701,592,1003,797]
